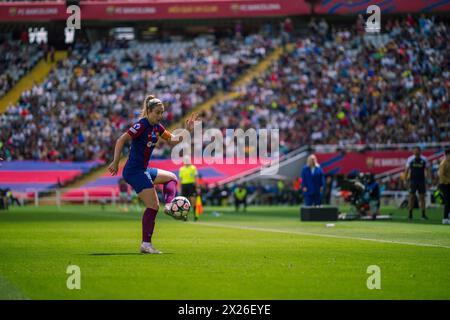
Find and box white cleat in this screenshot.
[164,203,172,215]
[442,219,450,225]
[140,243,162,254]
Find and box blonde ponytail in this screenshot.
[140,94,158,118]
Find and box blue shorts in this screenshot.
[123,167,158,194]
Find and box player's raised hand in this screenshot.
[108,161,119,176]
[185,113,199,132]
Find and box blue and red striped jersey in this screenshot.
[125,118,169,171]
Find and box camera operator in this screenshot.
[341,173,379,219]
[340,174,366,215]
[366,173,381,220]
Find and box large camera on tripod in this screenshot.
[340,173,372,215]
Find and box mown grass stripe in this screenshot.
[197,222,450,249]
[0,275,28,300]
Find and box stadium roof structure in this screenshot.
[0,0,449,22]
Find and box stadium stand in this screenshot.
[0,33,276,162]
[0,160,102,193]
[0,40,44,98]
[0,15,448,200]
[197,16,449,154]
[2,17,447,163]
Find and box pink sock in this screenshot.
[163,180,177,204]
[142,208,158,243]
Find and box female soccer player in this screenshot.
[108,95,197,254]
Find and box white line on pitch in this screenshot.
[196,222,450,249]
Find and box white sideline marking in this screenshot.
[197,222,450,249]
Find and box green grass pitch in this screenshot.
[0,204,449,299]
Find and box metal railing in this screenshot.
[313,141,450,153]
[15,187,119,207]
[218,145,310,186]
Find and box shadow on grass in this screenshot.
[87,252,173,256]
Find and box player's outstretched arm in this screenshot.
[108,133,131,176]
[161,113,200,147]
[184,112,199,132]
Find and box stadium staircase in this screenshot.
[218,145,310,187]
[176,43,295,123]
[0,51,67,114]
[63,43,296,189]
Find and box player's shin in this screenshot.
[142,208,158,244]
[163,180,177,204]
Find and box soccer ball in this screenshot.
[169,196,191,219]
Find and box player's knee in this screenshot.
[151,197,160,209]
[169,173,178,183]
[146,202,159,211]
[143,194,159,210]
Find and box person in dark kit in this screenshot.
[324,175,333,205]
[366,174,381,220]
[0,188,8,210]
[438,149,450,225]
[404,147,430,220]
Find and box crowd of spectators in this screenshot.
[0,34,275,161]
[196,15,448,156]
[0,40,44,98]
[0,16,448,198]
